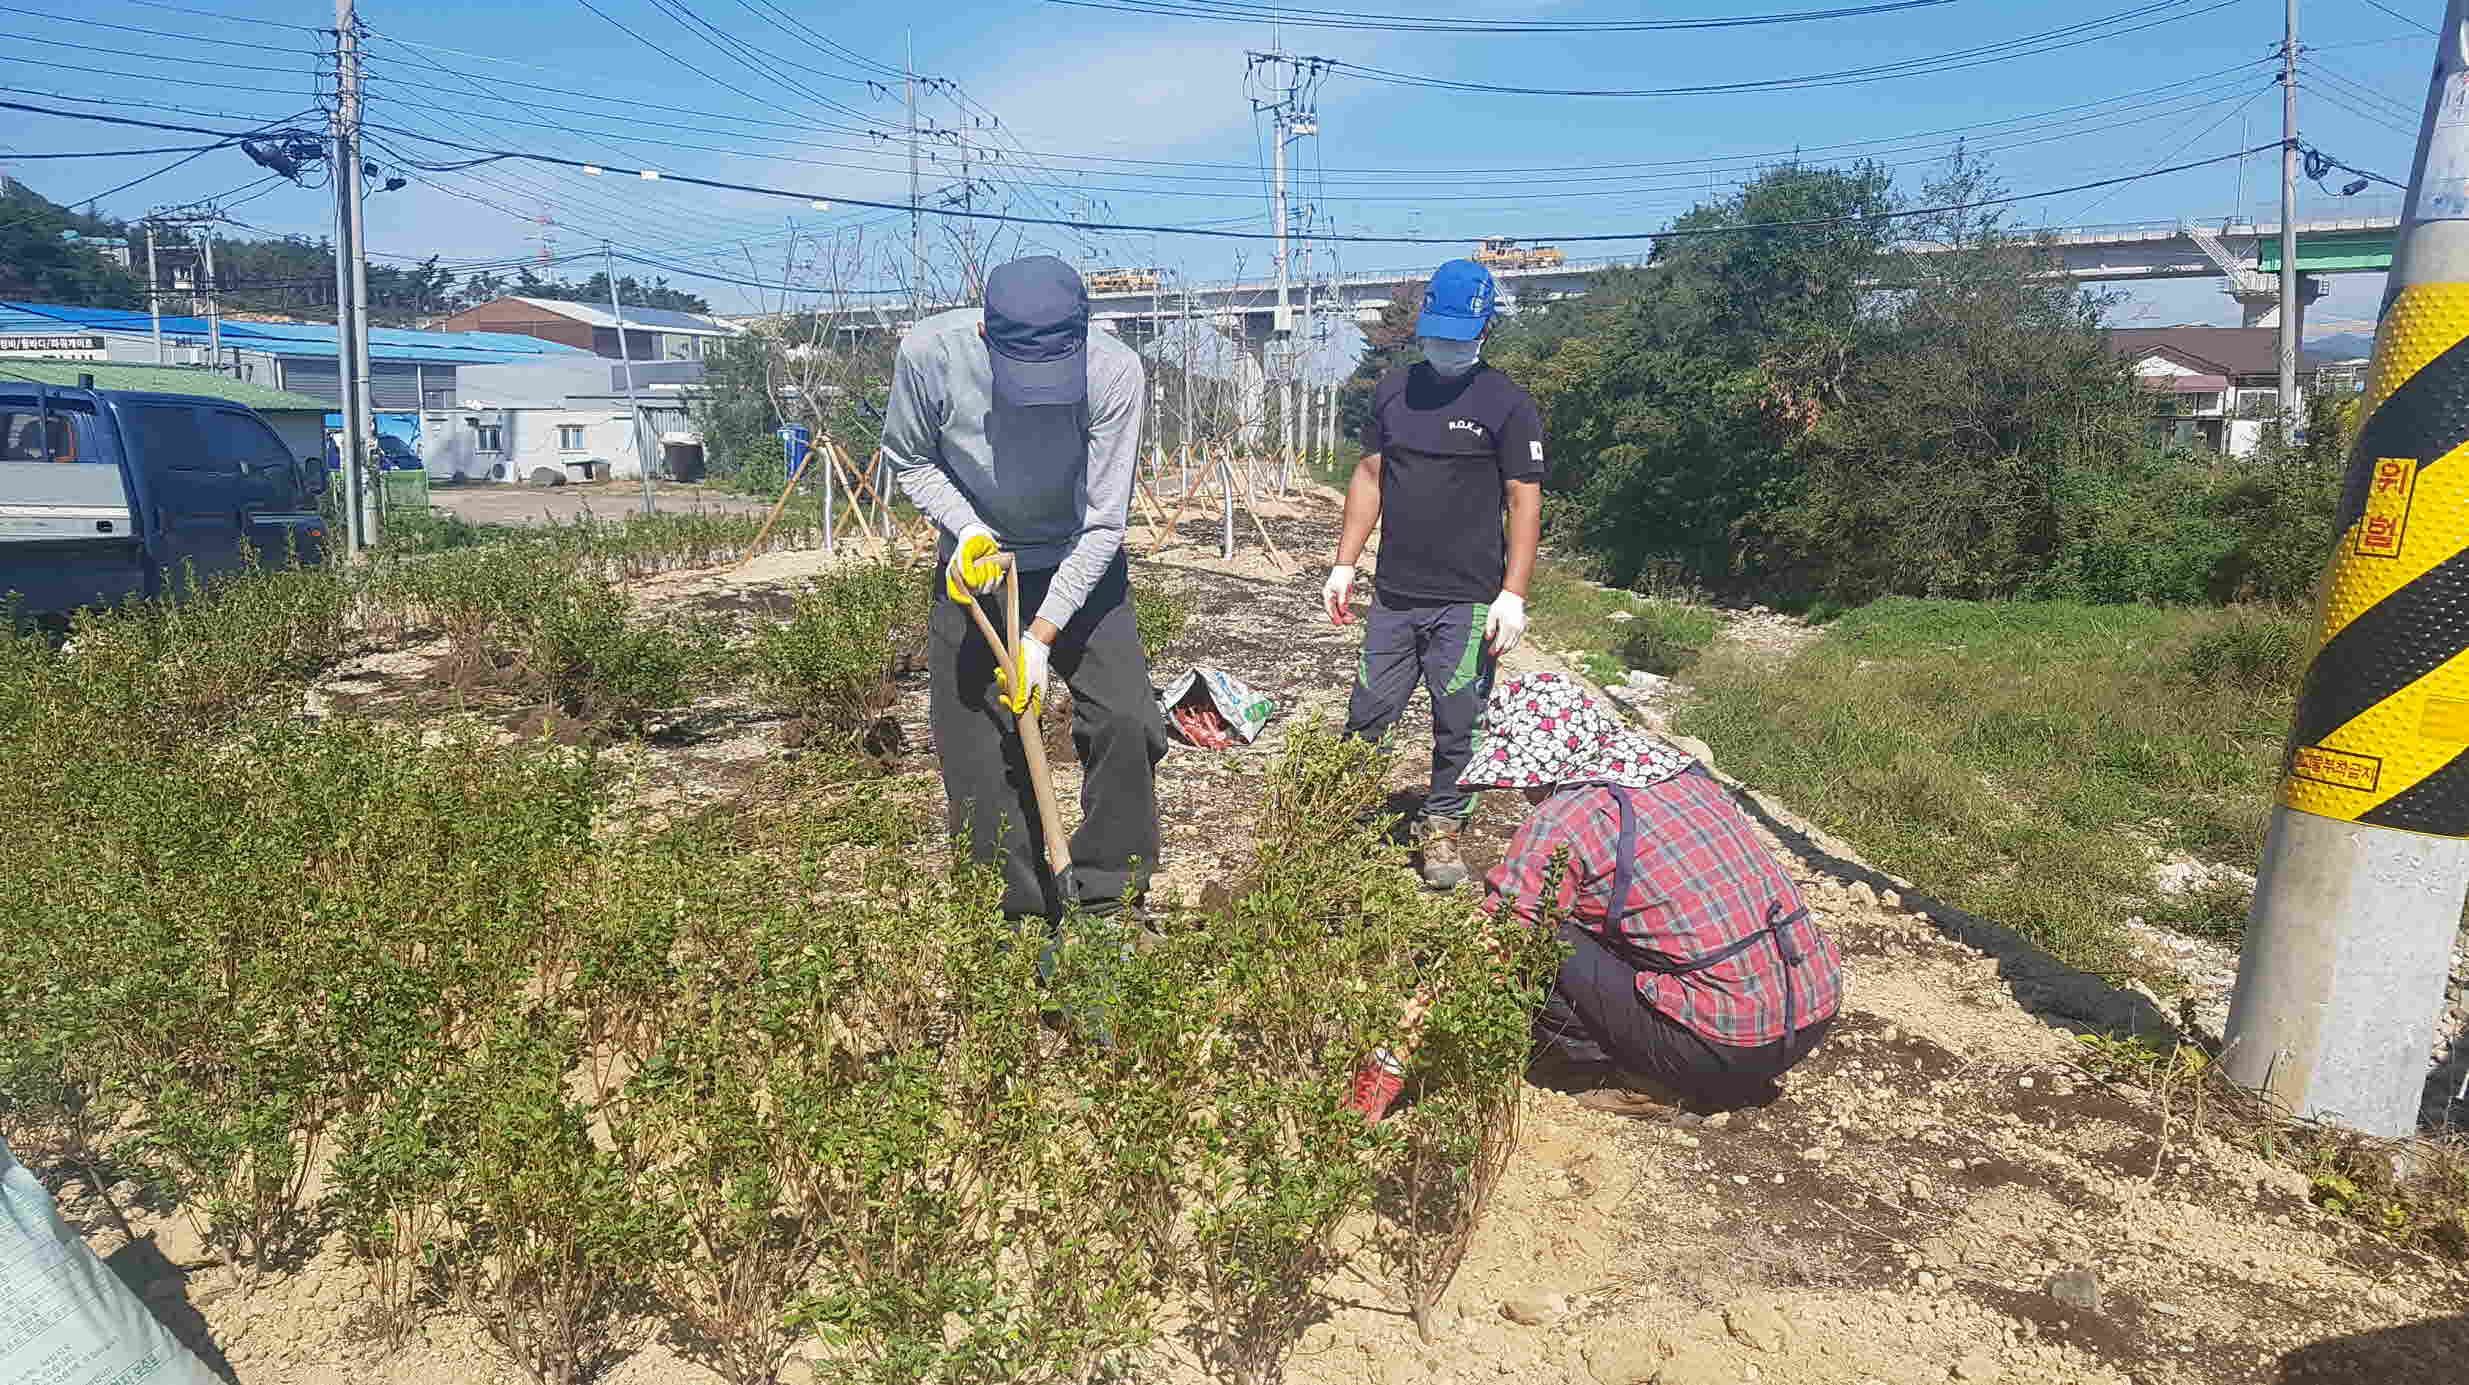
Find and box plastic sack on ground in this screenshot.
[1,1136,218,1385]
[1159,666,1275,748]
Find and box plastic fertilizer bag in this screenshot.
[1159,666,1274,748]
[1,1136,217,1385]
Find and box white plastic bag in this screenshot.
[1,1136,218,1385]
[1158,666,1275,746]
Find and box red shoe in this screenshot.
[1343,1053,1407,1125]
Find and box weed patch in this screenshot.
[1679,598,2302,971]
[1525,559,1721,684]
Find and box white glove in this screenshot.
[944,522,1003,602]
[1323,564,1357,625]
[1000,632,1051,717]
[1485,590,1528,655]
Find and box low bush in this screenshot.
[1,546,1551,1383]
[528,581,727,735]
[1132,583,1191,665]
[751,561,921,738]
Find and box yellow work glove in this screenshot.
[997,632,1050,718]
[944,523,1004,603]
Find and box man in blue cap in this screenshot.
[883,254,1166,921]
[1323,257,1546,889]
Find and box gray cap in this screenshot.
[983,255,1089,407]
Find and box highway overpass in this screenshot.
[1088,215,2400,342]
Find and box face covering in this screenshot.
[1420,335,1482,377]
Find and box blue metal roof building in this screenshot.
[0,300,594,409]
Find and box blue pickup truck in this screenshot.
[0,381,329,621]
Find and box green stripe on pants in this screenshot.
[1444,603,1490,696]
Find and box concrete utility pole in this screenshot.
[2225,0,2469,1137]
[2277,0,2300,416]
[331,0,367,559]
[605,243,654,515]
[907,30,923,323]
[200,227,221,375]
[144,221,163,364]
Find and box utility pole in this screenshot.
[1253,49,1319,496]
[2277,0,2300,416]
[1180,286,1194,498]
[331,0,367,559]
[606,243,654,515]
[1150,261,1164,479]
[2224,0,2469,1137]
[145,221,163,365]
[907,30,923,323]
[345,65,378,546]
[200,226,221,375]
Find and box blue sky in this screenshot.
[0,0,2438,335]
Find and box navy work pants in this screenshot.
[1343,595,1495,823]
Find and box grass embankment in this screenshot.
[1679,598,2307,972]
[1522,561,1721,685]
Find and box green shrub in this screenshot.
[751,561,921,738]
[1132,583,1191,665]
[528,581,725,735]
[383,508,508,553]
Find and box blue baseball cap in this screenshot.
[1415,258,1498,341]
[984,255,1089,406]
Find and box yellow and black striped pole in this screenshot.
[2225,1,2469,1136]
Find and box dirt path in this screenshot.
[64,491,2469,1385]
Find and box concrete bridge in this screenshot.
[1089,214,2401,345]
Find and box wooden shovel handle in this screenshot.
[962,554,1072,883]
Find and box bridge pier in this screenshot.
[2234,273,2326,330]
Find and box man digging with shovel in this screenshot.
[1326,256,1545,890]
[884,254,1167,925]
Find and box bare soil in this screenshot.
[56,488,2469,1385]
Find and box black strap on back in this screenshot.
[1604,784,1809,1041]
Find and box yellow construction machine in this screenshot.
[1472,236,1565,271]
[1084,267,1163,294]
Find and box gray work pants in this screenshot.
[928,554,1166,920]
[1344,596,1495,823]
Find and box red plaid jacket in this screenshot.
[1483,772,1843,1047]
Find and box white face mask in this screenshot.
[1420,335,1482,377]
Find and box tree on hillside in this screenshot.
[0,182,143,307]
[515,270,710,315]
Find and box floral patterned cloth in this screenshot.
[1458,672,1696,791]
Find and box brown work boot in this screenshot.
[1574,1072,1704,1126]
[1418,817,1468,891]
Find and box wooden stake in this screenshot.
[736,455,806,569]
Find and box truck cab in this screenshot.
[0,384,329,621]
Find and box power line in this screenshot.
[371,116,2297,247]
[0,27,327,72]
[2359,0,2434,33]
[110,0,319,30]
[1048,0,1962,32]
[0,142,226,158]
[1320,0,2232,98]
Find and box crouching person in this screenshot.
[1346,672,1842,1123]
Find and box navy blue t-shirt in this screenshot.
[1359,361,1546,604]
